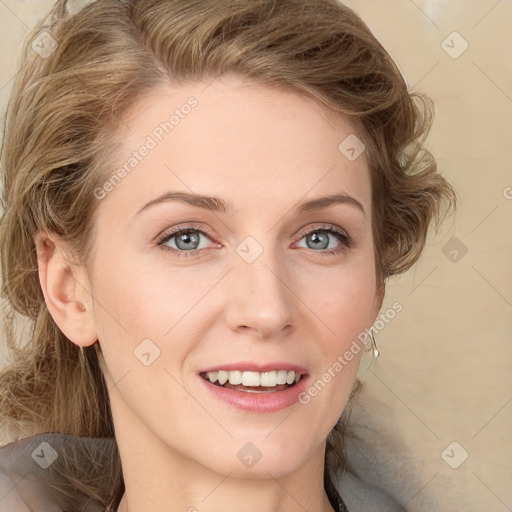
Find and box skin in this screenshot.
[35,74,384,512]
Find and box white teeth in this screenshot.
[241,371,261,386]
[205,370,302,387]
[286,371,296,385]
[228,371,243,385]
[260,371,277,386]
[276,370,288,385]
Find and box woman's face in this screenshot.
[86,75,383,478]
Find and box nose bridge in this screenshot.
[224,236,296,337]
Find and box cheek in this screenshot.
[299,253,377,341]
[90,251,215,373]
[296,252,375,412]
[297,267,372,434]
[92,241,171,328]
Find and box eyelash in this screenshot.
[156,223,353,259]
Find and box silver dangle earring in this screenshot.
[369,328,380,358]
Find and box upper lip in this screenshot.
[199,361,308,375]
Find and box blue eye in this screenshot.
[157,226,215,257]
[156,224,352,258]
[294,226,352,254]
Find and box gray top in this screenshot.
[0,433,348,511]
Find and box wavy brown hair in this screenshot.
[0,0,456,508]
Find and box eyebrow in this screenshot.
[135,191,366,217]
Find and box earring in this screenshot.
[369,328,380,358]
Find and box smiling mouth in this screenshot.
[199,370,304,393]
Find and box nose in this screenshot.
[223,246,297,339]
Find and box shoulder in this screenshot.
[0,434,63,511]
[0,433,119,512]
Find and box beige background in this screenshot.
[0,1,511,511]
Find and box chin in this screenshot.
[194,433,318,479]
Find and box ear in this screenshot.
[34,231,98,347]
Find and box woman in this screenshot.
[0,0,456,510]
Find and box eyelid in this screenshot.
[294,223,352,247]
[155,223,220,253]
[156,222,353,255]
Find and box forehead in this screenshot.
[96,75,372,219]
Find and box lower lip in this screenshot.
[198,374,310,413]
